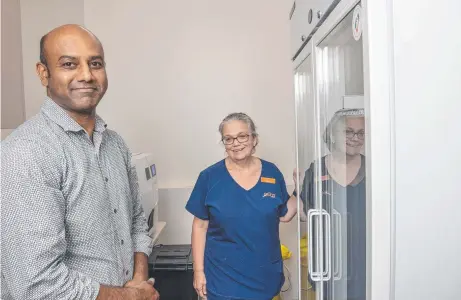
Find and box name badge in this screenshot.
[315,175,330,182]
[261,177,276,184]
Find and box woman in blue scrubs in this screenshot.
[186,113,297,300]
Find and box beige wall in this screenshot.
[84,0,295,188]
[1,0,2,137]
[12,1,299,297]
[85,2,298,297]
[20,0,84,119]
[15,0,296,187]
[16,0,296,187]
[1,0,26,136]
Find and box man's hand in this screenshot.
[124,275,149,289]
[97,278,159,300]
[128,278,159,300]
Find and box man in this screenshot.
[1,24,159,300]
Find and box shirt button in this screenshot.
[105,177,109,182]
[125,270,129,276]
[114,209,117,213]
[121,239,124,245]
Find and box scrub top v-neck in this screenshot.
[186,159,290,300]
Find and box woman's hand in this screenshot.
[193,270,207,298]
[293,168,299,186]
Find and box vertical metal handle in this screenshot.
[308,209,332,282]
[333,210,342,280]
[308,209,321,281]
[323,209,332,281]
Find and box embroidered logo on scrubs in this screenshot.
[263,192,276,198]
[261,177,276,184]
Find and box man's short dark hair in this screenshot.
[39,34,48,67]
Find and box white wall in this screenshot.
[392,0,461,299]
[16,0,296,196]
[84,0,295,189]
[84,2,298,297]
[15,1,299,297]
[0,0,2,139]
[20,0,84,119]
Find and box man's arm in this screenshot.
[97,286,137,300]
[132,252,149,282]
[1,140,157,300]
[1,141,101,299]
[98,283,157,300]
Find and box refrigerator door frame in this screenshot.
[293,38,320,300]
[292,0,396,299]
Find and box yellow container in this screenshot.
[272,244,292,300]
[300,235,316,300]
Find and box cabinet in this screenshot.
[291,0,461,299]
[294,3,367,299]
[290,0,340,59]
[291,0,390,299]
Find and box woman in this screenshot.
[293,108,366,300]
[185,112,297,300]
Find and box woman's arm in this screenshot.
[191,217,209,271]
[191,217,209,298]
[280,195,298,222]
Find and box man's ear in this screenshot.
[36,62,49,87]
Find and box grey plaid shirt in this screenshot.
[1,98,153,300]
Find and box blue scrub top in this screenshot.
[185,159,290,300]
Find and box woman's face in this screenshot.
[334,116,365,156]
[221,120,256,161]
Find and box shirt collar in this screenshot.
[41,97,107,133]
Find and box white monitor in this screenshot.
[131,152,159,236]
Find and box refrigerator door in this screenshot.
[314,2,367,300]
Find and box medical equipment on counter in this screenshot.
[131,152,159,237]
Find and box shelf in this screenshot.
[149,221,166,246]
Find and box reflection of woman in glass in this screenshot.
[293,108,366,300]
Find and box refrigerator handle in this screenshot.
[308,209,321,281]
[333,209,342,280]
[323,209,332,281]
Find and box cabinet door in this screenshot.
[290,0,316,59]
[314,2,367,300]
[314,0,340,22]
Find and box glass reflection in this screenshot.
[300,109,366,300]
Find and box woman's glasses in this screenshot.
[345,129,365,140]
[222,134,250,145]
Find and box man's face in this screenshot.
[37,30,108,114]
